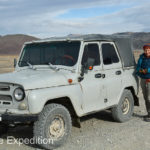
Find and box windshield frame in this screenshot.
[16,40,82,71]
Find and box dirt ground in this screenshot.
[0,87,149,150]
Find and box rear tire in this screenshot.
[112,89,134,123]
[34,103,72,150]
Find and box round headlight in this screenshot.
[14,88,25,101]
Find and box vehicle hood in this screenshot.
[0,69,73,90]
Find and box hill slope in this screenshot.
[0,34,39,55]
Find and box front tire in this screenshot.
[34,103,72,150]
[112,89,134,123]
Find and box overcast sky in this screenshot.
[0,0,150,38]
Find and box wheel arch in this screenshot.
[44,97,81,127]
[45,97,78,119]
[125,86,139,106]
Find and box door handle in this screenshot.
[102,74,105,78]
[95,73,106,78]
[116,70,122,75]
[95,73,102,78]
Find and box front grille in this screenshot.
[0,84,10,91]
[0,95,12,101]
[0,84,13,106]
[0,101,12,105]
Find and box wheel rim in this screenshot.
[49,116,65,139]
[121,98,130,115]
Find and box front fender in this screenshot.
[27,84,84,116]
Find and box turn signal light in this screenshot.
[89,66,93,70]
[68,79,73,84]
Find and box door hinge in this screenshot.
[104,99,108,103]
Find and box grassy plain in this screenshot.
[0,55,18,73]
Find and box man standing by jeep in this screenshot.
[136,44,150,121]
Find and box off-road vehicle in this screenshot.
[0,34,139,149]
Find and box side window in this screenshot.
[81,43,100,66]
[102,43,119,65]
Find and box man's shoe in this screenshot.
[143,115,150,122]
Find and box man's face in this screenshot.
[144,47,150,57]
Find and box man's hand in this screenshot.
[143,69,148,74]
[139,69,143,73]
[139,69,148,74]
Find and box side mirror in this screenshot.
[86,58,95,70]
[14,58,17,68]
[80,58,95,76]
[81,65,86,77]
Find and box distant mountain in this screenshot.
[0,32,150,55]
[0,34,39,55]
[113,32,150,50]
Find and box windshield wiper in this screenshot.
[48,63,75,73]
[48,63,59,71]
[27,62,36,70]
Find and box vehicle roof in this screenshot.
[26,34,135,68]
[27,34,130,43]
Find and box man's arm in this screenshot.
[147,67,150,73]
[136,54,143,76]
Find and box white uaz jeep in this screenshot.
[0,34,139,149]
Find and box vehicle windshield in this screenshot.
[18,41,81,67]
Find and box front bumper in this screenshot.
[0,113,38,122]
[0,107,30,115]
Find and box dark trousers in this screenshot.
[141,79,150,115]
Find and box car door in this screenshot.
[80,42,106,113]
[100,42,123,107]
